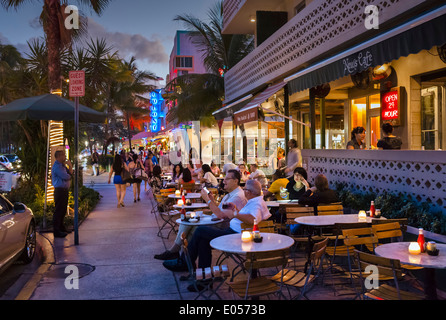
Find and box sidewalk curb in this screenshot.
[14,232,55,300]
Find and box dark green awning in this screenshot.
[287,6,446,95]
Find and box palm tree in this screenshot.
[167,0,253,122]
[1,0,112,92]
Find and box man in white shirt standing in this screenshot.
[284,139,302,178]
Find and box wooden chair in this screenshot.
[342,227,378,288]
[241,220,276,233]
[182,182,196,192]
[271,238,329,300]
[355,250,425,300]
[180,233,230,300]
[153,193,179,239]
[371,221,424,282]
[227,249,290,300]
[317,203,343,216]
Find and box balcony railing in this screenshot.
[223,0,429,103]
[302,149,446,214]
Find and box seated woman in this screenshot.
[210,161,220,176]
[178,167,195,189]
[346,126,366,149]
[238,163,250,182]
[377,122,402,150]
[286,167,311,200]
[264,169,289,200]
[200,164,219,188]
[172,163,183,183]
[149,165,163,193]
[298,174,339,209]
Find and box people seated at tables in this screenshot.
[263,169,289,200]
[238,163,250,181]
[172,163,183,183]
[347,126,366,149]
[190,160,203,181]
[210,161,220,176]
[200,164,219,188]
[286,167,311,200]
[298,174,339,210]
[269,147,285,171]
[165,180,271,293]
[155,169,247,262]
[248,163,267,187]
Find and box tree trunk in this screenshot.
[44,0,62,92]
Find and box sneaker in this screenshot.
[163,258,188,272]
[154,250,179,260]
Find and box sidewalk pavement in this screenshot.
[21,170,216,300]
[18,168,356,301]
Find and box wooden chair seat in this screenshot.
[355,250,425,300]
[365,284,424,300]
[228,278,280,298]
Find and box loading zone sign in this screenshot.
[69,70,85,97]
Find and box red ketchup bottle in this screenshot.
[417,228,426,253]
[369,201,375,218]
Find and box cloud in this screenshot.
[85,18,169,66]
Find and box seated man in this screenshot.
[157,169,247,262]
[248,163,267,187]
[163,180,271,284]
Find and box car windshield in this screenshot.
[4,154,17,162]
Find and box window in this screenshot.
[175,56,193,69]
[294,1,306,16]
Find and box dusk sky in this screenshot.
[0,0,213,85]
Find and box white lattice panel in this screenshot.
[302,150,446,213]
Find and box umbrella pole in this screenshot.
[43,121,51,230]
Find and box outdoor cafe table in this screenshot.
[173,202,208,210]
[265,200,300,208]
[210,233,295,281]
[375,242,446,300]
[168,192,202,199]
[295,214,384,226]
[175,214,224,227]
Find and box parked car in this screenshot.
[0,155,13,171]
[0,162,20,191]
[0,194,36,274]
[3,154,21,171]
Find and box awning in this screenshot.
[233,82,286,125]
[286,5,446,95]
[233,81,309,127]
[212,94,254,120]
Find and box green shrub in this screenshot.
[334,183,446,235]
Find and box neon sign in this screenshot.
[381,87,402,125]
[150,90,163,132]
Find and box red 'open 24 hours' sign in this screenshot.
[69,70,85,97]
[381,87,402,125]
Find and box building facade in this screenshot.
[214,0,446,212]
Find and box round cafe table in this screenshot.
[210,232,295,255]
[375,242,446,300]
[168,192,202,199]
[175,215,224,226]
[295,214,384,226]
[173,202,208,210]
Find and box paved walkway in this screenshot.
[21,169,357,300]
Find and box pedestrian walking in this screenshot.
[91,149,99,176]
[51,150,73,238]
[108,154,129,208]
[129,153,144,202]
